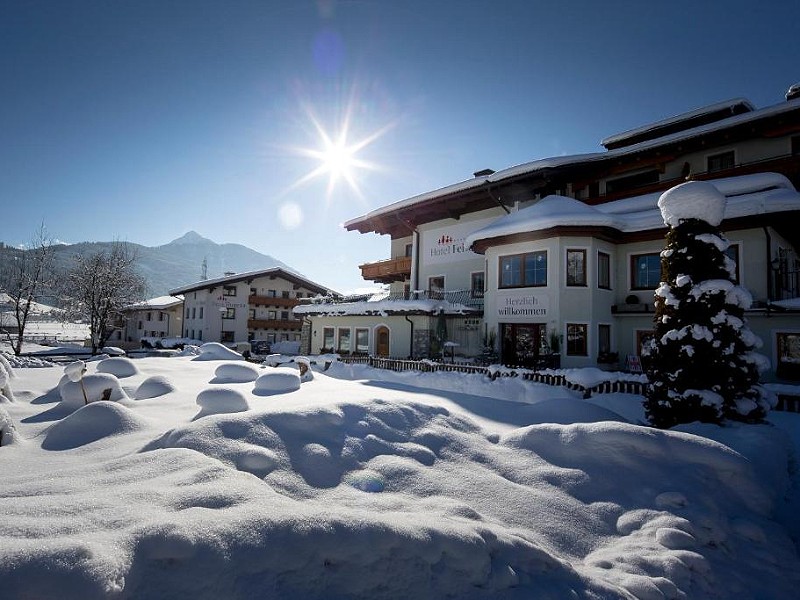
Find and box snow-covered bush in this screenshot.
[645,181,774,428]
[253,368,301,394]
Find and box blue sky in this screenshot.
[1,0,798,292]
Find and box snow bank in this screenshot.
[96,356,140,378]
[213,362,261,383]
[42,401,149,450]
[192,342,244,361]
[253,367,301,394]
[195,387,250,418]
[134,376,176,400]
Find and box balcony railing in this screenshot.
[248,295,299,308]
[358,256,412,283]
[247,318,302,330]
[304,289,484,310]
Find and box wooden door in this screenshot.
[376,326,390,357]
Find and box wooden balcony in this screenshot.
[248,295,299,308]
[359,256,412,283]
[247,319,302,331]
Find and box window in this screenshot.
[777,332,800,380]
[631,253,661,290]
[223,308,235,319]
[268,289,276,298]
[199,307,203,319]
[281,311,289,320]
[471,271,485,298]
[500,251,547,288]
[223,285,237,297]
[724,243,740,283]
[606,170,659,194]
[268,310,277,320]
[198,331,202,341]
[428,276,445,299]
[185,308,190,318]
[707,150,735,173]
[355,328,369,354]
[147,312,152,321]
[322,327,334,350]
[337,328,351,353]
[282,291,290,299]
[566,324,588,356]
[405,243,413,257]
[221,331,234,343]
[250,287,257,296]
[280,333,289,342]
[137,320,142,330]
[158,312,164,322]
[598,251,611,289]
[598,324,611,354]
[566,249,587,286]
[248,309,256,319]
[191,307,196,319]
[267,333,276,344]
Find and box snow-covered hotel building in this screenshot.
[297,85,800,381]
[169,268,333,348]
[119,295,184,346]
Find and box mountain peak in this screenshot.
[169,231,212,245]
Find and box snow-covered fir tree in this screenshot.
[644,181,774,428]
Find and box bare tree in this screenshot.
[0,224,56,356]
[61,242,146,354]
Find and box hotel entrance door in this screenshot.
[501,323,546,368]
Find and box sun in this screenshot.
[283,98,394,203]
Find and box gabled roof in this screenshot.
[169,267,336,297]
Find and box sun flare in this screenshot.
[284,98,394,203]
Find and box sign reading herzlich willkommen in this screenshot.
[495,291,549,321]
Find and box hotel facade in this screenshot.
[297,87,800,381]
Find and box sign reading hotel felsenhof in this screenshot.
[423,218,495,265]
[495,290,549,321]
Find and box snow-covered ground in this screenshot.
[1,344,799,599]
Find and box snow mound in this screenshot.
[96,356,139,378]
[100,346,126,356]
[195,387,250,418]
[0,353,15,378]
[192,342,244,361]
[58,373,129,408]
[658,180,726,227]
[177,344,202,357]
[42,401,149,450]
[134,376,176,400]
[253,367,301,394]
[0,369,14,402]
[0,406,17,446]
[213,362,261,383]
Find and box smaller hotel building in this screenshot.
[170,268,334,347]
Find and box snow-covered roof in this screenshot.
[770,297,800,310]
[169,267,335,297]
[465,173,800,248]
[346,98,800,232]
[293,298,479,317]
[123,295,184,311]
[600,98,755,149]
